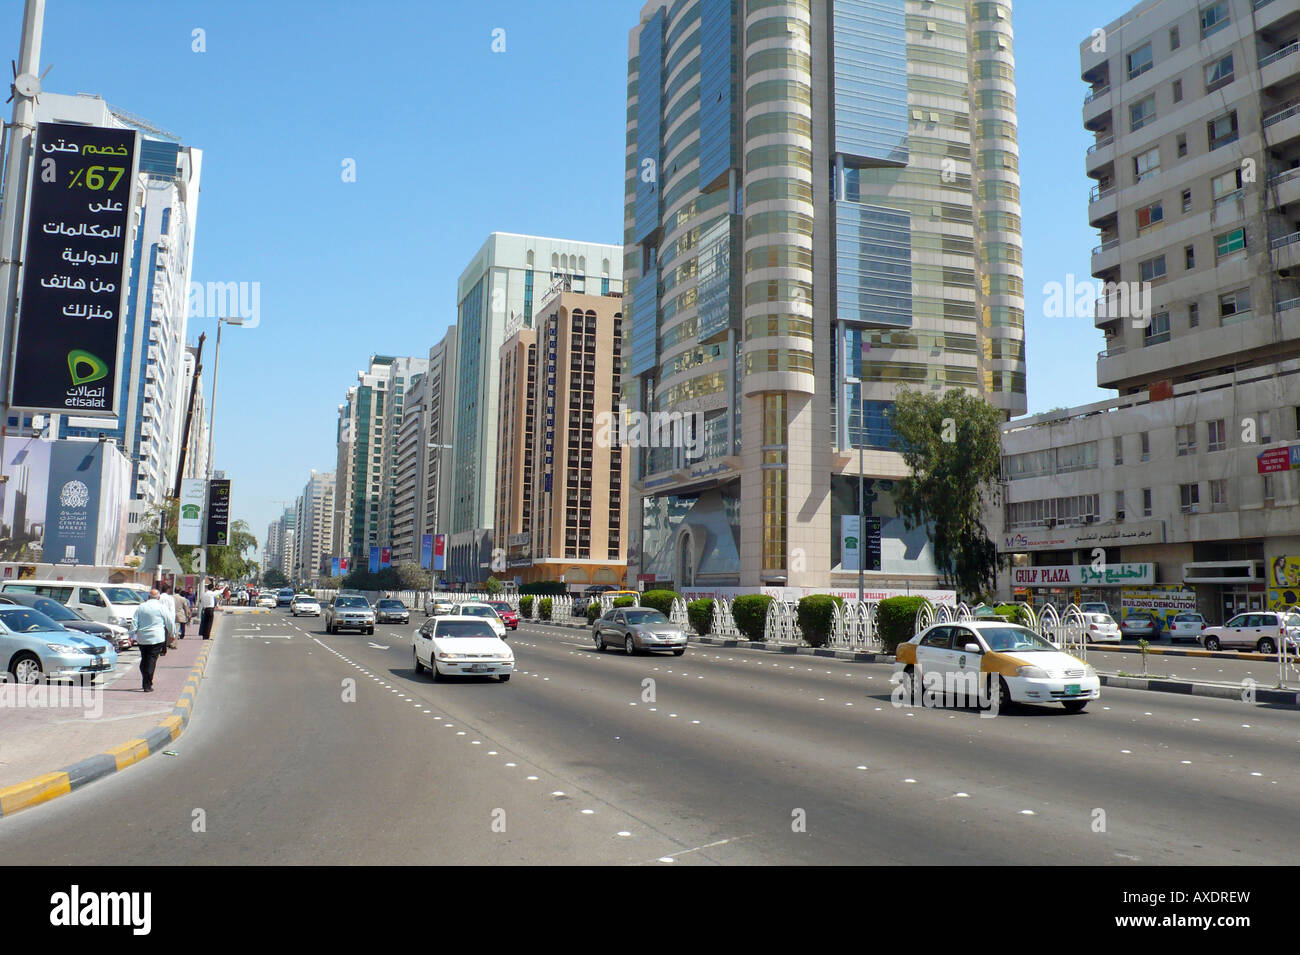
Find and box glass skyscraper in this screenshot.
[623,0,1026,594]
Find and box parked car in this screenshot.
[895,621,1098,713]
[486,601,519,630]
[456,602,507,638]
[1167,612,1207,643]
[0,580,144,632]
[593,607,688,656]
[428,599,455,616]
[1083,612,1121,643]
[1079,601,1111,616]
[290,594,321,617]
[412,615,513,682]
[0,593,130,651]
[374,599,410,624]
[325,595,375,635]
[1200,611,1295,653]
[0,606,117,684]
[1120,610,1162,640]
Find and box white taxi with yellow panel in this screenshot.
[894,620,1100,713]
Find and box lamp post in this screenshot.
[200,316,245,580]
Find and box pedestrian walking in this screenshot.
[156,581,178,648]
[132,588,175,693]
[172,584,192,639]
[199,581,218,639]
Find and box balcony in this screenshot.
[1272,166,1300,208]
[1085,136,1115,175]
[1256,0,1300,31]
[1264,100,1300,149]
[1273,229,1300,271]
[1261,42,1300,90]
[1083,86,1112,131]
[1088,184,1118,225]
[1091,238,1121,273]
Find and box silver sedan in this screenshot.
[592,608,688,656]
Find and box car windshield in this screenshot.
[488,603,511,612]
[1175,614,1201,622]
[1088,614,1116,625]
[377,600,404,609]
[0,607,64,633]
[624,610,669,625]
[33,598,78,621]
[435,620,497,639]
[460,605,499,618]
[103,587,144,604]
[335,597,369,608]
[980,626,1057,652]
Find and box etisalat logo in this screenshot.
[49,885,151,935]
[64,349,109,407]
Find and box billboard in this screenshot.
[380,546,391,569]
[0,439,51,561]
[420,534,433,569]
[178,478,206,546]
[1268,555,1300,610]
[205,479,230,545]
[10,122,139,415]
[433,533,446,572]
[840,515,882,572]
[369,546,380,573]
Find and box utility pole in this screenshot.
[0,0,46,497]
[172,333,205,499]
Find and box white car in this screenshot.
[412,615,513,682]
[290,594,321,616]
[1167,612,1207,643]
[894,620,1100,713]
[1083,612,1121,643]
[256,593,277,609]
[455,601,507,639]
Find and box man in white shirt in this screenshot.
[199,581,218,640]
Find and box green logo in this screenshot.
[181,504,201,520]
[67,349,108,386]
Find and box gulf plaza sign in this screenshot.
[1013,563,1154,588]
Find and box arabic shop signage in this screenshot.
[10,122,139,415]
[1002,519,1164,552]
[1013,562,1154,587]
[1256,445,1300,474]
[205,479,230,546]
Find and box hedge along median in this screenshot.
[731,594,773,642]
[796,594,844,648]
[876,596,929,654]
[687,598,715,636]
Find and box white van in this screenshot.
[0,580,146,629]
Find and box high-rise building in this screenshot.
[377,355,429,551]
[623,0,1023,595]
[495,286,629,588]
[424,329,458,564]
[36,94,203,535]
[391,372,428,565]
[446,234,623,584]
[996,0,1300,623]
[294,470,335,585]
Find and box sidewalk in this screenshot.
[0,618,219,816]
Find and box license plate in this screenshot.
[1066,683,1081,695]
[468,664,492,673]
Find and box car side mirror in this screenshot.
[964,643,982,654]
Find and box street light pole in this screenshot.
[200,316,243,581]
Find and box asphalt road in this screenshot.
[2,611,1298,865]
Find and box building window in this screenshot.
[1185,245,1195,269]
[1200,2,1229,38]
[1264,474,1276,504]
[1144,311,1171,345]
[1139,255,1167,283]
[1204,53,1233,92]
[1189,302,1199,327]
[1130,94,1157,132]
[1176,423,1197,456]
[1208,111,1238,151]
[1143,488,1153,517]
[1169,25,1180,50]
[1180,483,1200,514]
[1261,410,1272,444]
[1208,418,1227,452]
[1137,201,1164,234]
[1219,288,1251,324]
[1173,79,1183,103]
[1127,42,1154,79]
[1113,435,1123,466]
[1215,227,1246,262]
[1115,490,1125,522]
[1181,189,1192,212]
[1134,147,1161,182]
[1177,134,1188,158]
[1140,432,1150,461]
[1210,479,1229,511]
[1211,168,1243,206]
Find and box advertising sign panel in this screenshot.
[380,546,391,569]
[433,534,446,572]
[205,479,230,545]
[369,546,380,573]
[420,534,433,570]
[178,478,206,546]
[10,122,139,415]
[42,441,102,566]
[841,515,882,572]
[1013,563,1154,587]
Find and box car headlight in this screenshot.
[45,643,82,654]
[110,615,133,628]
[1016,665,1050,678]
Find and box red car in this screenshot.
[487,601,519,630]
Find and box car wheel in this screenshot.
[1204,636,1220,651]
[367,627,375,635]
[1258,637,1277,654]
[672,648,685,656]
[431,663,444,682]
[413,648,424,674]
[997,677,1015,712]
[624,635,636,656]
[10,652,42,685]
[1062,700,1088,714]
[594,632,605,652]
[498,674,510,683]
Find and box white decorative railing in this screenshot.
[763,600,802,645]
[669,598,689,629]
[713,598,739,638]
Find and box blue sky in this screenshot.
[1,0,1139,556]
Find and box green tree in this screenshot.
[483,575,504,596]
[891,387,1004,602]
[263,568,289,589]
[208,520,259,581]
[394,562,429,591]
[136,501,195,573]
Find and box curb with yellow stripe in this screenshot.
[0,640,215,818]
